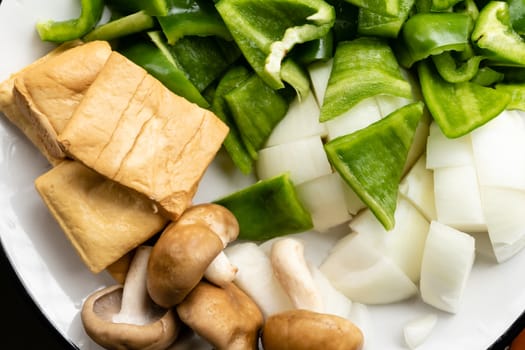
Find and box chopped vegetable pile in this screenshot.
[11,0,525,348]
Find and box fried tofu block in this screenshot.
[35,160,168,274]
[13,40,112,160]
[0,40,84,165]
[58,52,229,220]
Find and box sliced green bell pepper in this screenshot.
[211,66,254,174]
[431,51,483,83]
[36,0,104,42]
[214,173,313,241]
[325,102,424,231]
[291,32,334,65]
[224,73,290,158]
[83,10,155,42]
[417,59,510,138]
[470,66,504,85]
[320,37,413,122]
[169,36,241,92]
[216,0,335,90]
[118,32,209,108]
[105,0,170,16]
[157,0,232,45]
[398,12,473,68]
[346,0,401,17]
[431,0,463,11]
[495,83,525,111]
[325,0,359,43]
[471,1,525,65]
[357,0,414,38]
[509,0,525,35]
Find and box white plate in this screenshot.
[0,1,524,349]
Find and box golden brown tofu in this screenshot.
[59,52,229,220]
[0,40,84,165]
[35,160,168,274]
[13,40,112,160]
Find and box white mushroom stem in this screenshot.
[270,238,325,313]
[113,246,154,325]
[204,252,238,286]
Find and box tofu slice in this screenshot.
[13,40,112,160]
[58,52,229,220]
[0,40,83,165]
[35,160,169,274]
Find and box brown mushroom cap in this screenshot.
[176,281,264,350]
[81,285,179,350]
[146,222,223,308]
[262,309,364,350]
[176,203,239,244]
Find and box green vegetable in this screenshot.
[291,32,334,65]
[417,59,510,138]
[346,0,401,17]
[211,66,254,174]
[326,0,359,43]
[169,36,241,92]
[324,102,424,230]
[224,73,290,159]
[431,51,483,83]
[216,0,335,90]
[214,173,313,241]
[495,83,525,111]
[118,32,209,107]
[431,0,462,11]
[357,0,415,38]
[320,37,412,122]
[398,12,473,68]
[471,1,525,65]
[83,11,155,42]
[470,66,504,85]
[157,0,232,44]
[105,0,170,16]
[508,0,525,35]
[36,0,104,42]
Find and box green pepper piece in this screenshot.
[325,102,424,230]
[280,59,312,100]
[357,0,414,38]
[417,59,510,138]
[105,0,170,16]
[83,11,155,42]
[471,1,525,65]
[214,173,313,241]
[224,73,290,158]
[169,36,241,92]
[398,13,473,68]
[470,66,504,85]
[36,0,104,42]
[431,51,483,83]
[431,0,462,11]
[346,0,401,17]
[320,37,412,122]
[118,32,209,108]
[509,0,525,35]
[495,83,525,110]
[216,0,335,90]
[211,66,254,174]
[157,0,232,44]
[291,31,334,65]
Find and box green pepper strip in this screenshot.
[431,51,483,83]
[495,83,525,111]
[357,0,414,39]
[471,1,525,66]
[157,1,232,45]
[398,12,473,68]
[216,0,335,91]
[214,173,313,241]
[508,0,525,35]
[118,31,209,108]
[320,37,413,122]
[105,0,169,16]
[83,11,155,42]
[417,59,510,138]
[470,66,504,85]
[325,102,424,230]
[36,0,105,42]
[345,0,401,17]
